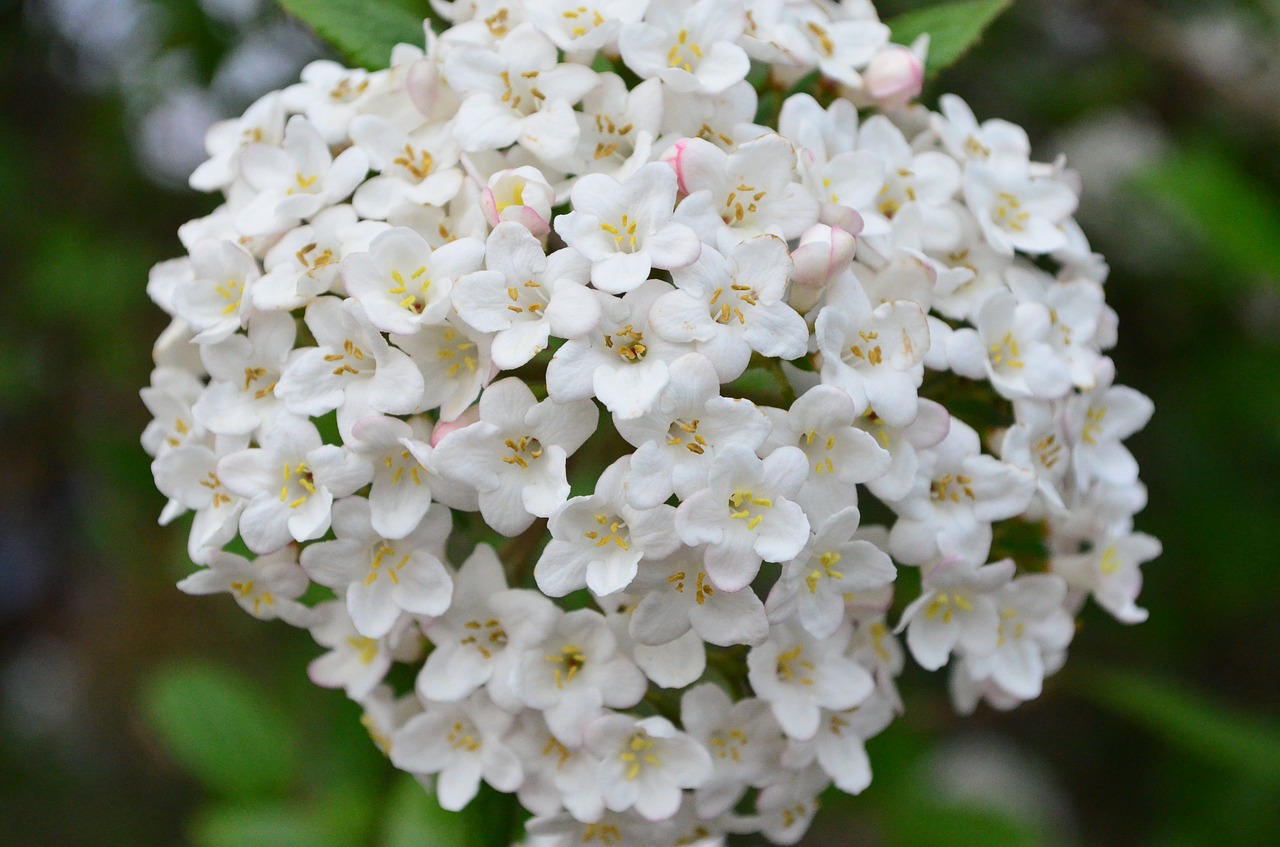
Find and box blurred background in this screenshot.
[0,0,1277,844]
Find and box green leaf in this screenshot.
[141,662,300,798]
[1071,667,1280,784]
[1132,145,1280,287]
[380,776,519,847]
[887,0,1014,78]
[193,804,343,847]
[277,0,424,70]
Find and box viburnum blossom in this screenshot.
[144,2,1159,842]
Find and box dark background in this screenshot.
[0,0,1277,844]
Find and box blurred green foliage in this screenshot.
[0,0,1277,845]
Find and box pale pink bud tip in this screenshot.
[864,45,925,111]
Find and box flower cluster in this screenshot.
[143,1,1159,844]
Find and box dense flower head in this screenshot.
[144,2,1158,843]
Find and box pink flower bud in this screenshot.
[480,167,553,237]
[430,403,481,447]
[864,44,925,111]
[789,224,858,312]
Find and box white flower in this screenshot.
[1053,529,1160,624]
[781,694,896,795]
[545,279,687,420]
[564,74,662,179]
[670,134,818,251]
[791,5,889,88]
[555,162,701,295]
[479,166,555,236]
[237,115,369,236]
[172,239,261,344]
[932,93,1030,166]
[393,316,493,422]
[650,235,808,381]
[946,291,1073,400]
[618,0,750,95]
[747,622,873,740]
[151,434,248,562]
[754,765,828,846]
[504,709,605,822]
[762,384,892,524]
[885,417,1035,566]
[344,415,438,540]
[628,543,769,647]
[1065,369,1154,490]
[814,274,931,428]
[274,296,424,439]
[349,114,463,220]
[512,608,647,745]
[964,156,1078,255]
[306,600,418,700]
[417,546,559,709]
[217,415,373,553]
[253,205,356,312]
[680,685,786,818]
[897,558,1015,670]
[390,691,524,810]
[527,0,646,53]
[177,547,312,625]
[584,713,713,821]
[431,377,598,536]
[445,23,598,160]
[674,442,811,592]
[535,457,679,597]
[342,226,485,334]
[765,506,897,639]
[616,352,771,508]
[191,311,295,437]
[962,574,1075,699]
[189,91,286,192]
[300,496,453,639]
[452,222,599,370]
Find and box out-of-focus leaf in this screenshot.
[277,0,424,70]
[1133,146,1280,286]
[380,776,519,847]
[1072,667,1280,783]
[887,0,1014,78]
[884,805,1045,847]
[192,804,339,847]
[141,662,299,798]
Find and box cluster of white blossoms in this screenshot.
[143,0,1161,843]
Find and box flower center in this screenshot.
[546,644,586,689]
[806,551,844,593]
[929,474,975,503]
[667,28,704,71]
[774,644,815,684]
[279,461,316,509]
[666,418,707,454]
[388,265,431,314]
[583,513,630,550]
[619,732,660,780]
[323,339,368,376]
[501,436,544,469]
[603,324,647,361]
[366,543,409,585]
[460,618,507,659]
[845,331,884,367]
[722,181,765,224]
[728,489,772,530]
